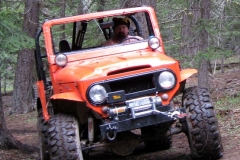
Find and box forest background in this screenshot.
[0,0,240,159]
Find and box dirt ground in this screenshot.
[1,68,240,160]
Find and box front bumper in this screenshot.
[100,107,185,140]
[100,112,175,136]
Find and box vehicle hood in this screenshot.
[54,53,177,83]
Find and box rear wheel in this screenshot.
[111,131,140,156]
[183,87,223,159]
[141,126,172,152]
[38,110,49,160]
[47,114,83,160]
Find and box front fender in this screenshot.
[180,69,197,82]
[50,92,84,102]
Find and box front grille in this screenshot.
[86,69,177,106]
[107,73,155,94]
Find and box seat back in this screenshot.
[59,40,71,52]
[99,21,114,40]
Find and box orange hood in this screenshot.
[54,53,177,83]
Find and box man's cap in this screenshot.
[112,17,130,29]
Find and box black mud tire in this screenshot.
[38,110,49,160]
[47,114,83,160]
[182,87,223,159]
[141,127,172,152]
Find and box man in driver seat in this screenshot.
[102,17,143,46]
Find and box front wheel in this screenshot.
[47,114,83,160]
[38,110,49,160]
[182,87,223,159]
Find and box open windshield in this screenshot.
[50,11,154,54]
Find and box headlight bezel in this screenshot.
[153,70,177,90]
[157,70,176,90]
[55,53,68,67]
[87,84,108,105]
[148,36,160,50]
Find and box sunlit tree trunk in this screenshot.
[12,0,40,113]
[197,0,211,89]
[180,0,211,89]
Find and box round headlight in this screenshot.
[55,54,67,67]
[89,85,107,103]
[158,71,175,89]
[148,37,160,50]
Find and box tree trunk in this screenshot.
[197,0,211,89]
[0,0,38,151]
[78,0,85,14]
[12,0,40,114]
[97,0,105,12]
[198,59,211,89]
[60,0,66,39]
[0,74,37,151]
[121,0,156,9]
[180,3,201,56]
[180,0,211,88]
[0,74,21,148]
[3,76,6,95]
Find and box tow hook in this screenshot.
[106,125,117,141]
[169,110,188,119]
[176,113,188,118]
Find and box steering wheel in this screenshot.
[128,15,143,37]
[119,37,140,43]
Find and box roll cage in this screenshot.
[34,8,156,87]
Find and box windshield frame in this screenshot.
[42,7,161,56]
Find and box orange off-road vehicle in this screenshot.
[35,6,223,160]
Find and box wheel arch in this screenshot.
[50,92,85,102]
[180,68,197,82]
[51,98,90,125]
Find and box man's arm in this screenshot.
[102,39,115,46]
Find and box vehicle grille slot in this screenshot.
[107,65,151,76]
[108,73,154,94]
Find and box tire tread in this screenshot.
[183,87,223,159]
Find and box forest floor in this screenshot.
[1,67,240,160]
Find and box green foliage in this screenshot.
[0,8,34,51]
[156,1,186,59]
[0,6,34,93]
[225,0,240,15]
[194,46,233,67]
[215,95,240,110]
[155,0,240,69]
[1,0,240,92]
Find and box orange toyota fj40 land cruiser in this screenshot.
[35,6,223,160]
